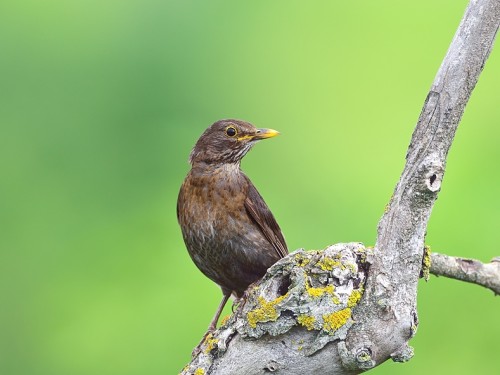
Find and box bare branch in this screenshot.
[342,0,500,369]
[430,252,500,295]
[181,1,500,374]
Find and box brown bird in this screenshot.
[177,119,288,334]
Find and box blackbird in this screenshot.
[177,119,288,333]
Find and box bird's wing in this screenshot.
[243,175,288,259]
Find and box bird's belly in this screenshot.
[181,203,276,294]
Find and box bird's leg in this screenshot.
[191,291,231,358]
[207,291,231,331]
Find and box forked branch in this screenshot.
[181,1,500,374]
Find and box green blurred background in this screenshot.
[1,0,499,374]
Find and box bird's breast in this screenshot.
[178,167,248,248]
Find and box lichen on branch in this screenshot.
[182,243,370,374]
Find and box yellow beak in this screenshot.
[237,128,281,142]
[254,128,280,140]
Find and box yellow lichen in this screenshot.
[247,295,286,328]
[411,323,418,336]
[220,315,231,326]
[204,333,219,354]
[317,256,342,271]
[297,314,316,330]
[422,245,432,281]
[323,308,351,333]
[295,252,310,267]
[332,294,341,305]
[345,263,357,272]
[203,333,213,343]
[347,289,363,308]
[357,350,371,362]
[305,277,335,299]
[194,369,205,375]
[384,194,394,213]
[359,246,372,262]
[307,284,334,298]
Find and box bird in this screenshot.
[177,119,288,337]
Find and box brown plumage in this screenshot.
[177,119,288,334]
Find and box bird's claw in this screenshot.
[191,328,215,358]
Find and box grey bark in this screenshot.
[430,252,500,295]
[181,0,500,374]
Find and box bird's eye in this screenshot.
[225,126,237,137]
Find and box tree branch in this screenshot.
[181,1,500,373]
[430,252,500,295]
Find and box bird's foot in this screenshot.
[191,328,215,358]
[232,282,259,313]
[231,296,243,313]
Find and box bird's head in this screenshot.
[189,119,280,165]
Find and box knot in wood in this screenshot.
[425,169,442,192]
[418,155,444,194]
[264,360,280,372]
